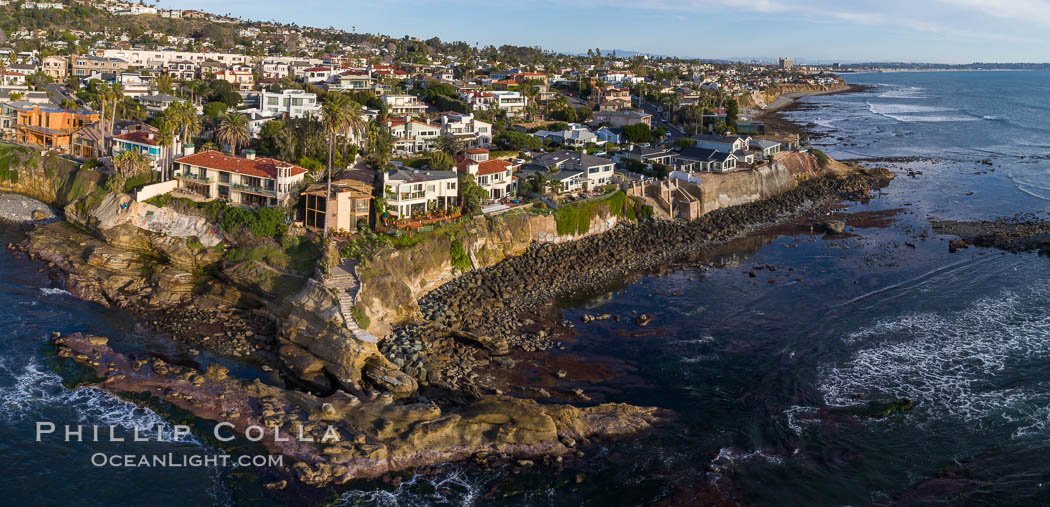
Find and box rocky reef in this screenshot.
[933,217,1050,254]
[419,167,894,341]
[53,332,663,487]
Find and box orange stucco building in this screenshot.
[13,104,100,152]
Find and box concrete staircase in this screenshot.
[325,260,378,343]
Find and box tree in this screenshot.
[495,130,542,151]
[622,123,652,144]
[320,100,348,236]
[216,112,249,155]
[428,150,454,171]
[435,134,465,156]
[340,99,366,164]
[659,95,676,123]
[156,112,177,179]
[113,150,149,179]
[725,98,740,132]
[458,173,486,215]
[545,177,562,195]
[203,101,227,120]
[674,138,696,149]
[157,74,174,94]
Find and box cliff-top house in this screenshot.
[173,149,307,207]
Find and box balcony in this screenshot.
[387,191,427,202]
[231,183,276,196]
[174,171,212,183]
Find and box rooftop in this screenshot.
[175,150,307,179]
[114,131,159,146]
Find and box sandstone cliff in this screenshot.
[739,82,849,110]
[0,145,100,207]
[356,208,620,337]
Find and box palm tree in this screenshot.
[660,95,676,125]
[114,150,148,179]
[156,114,177,180]
[320,100,345,236]
[178,101,201,149]
[107,84,124,136]
[216,113,250,155]
[342,100,366,163]
[94,83,109,136]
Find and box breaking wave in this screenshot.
[877,86,927,99]
[0,358,198,444]
[867,102,953,115]
[38,287,71,296]
[819,284,1050,438]
[334,466,481,506]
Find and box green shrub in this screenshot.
[280,235,300,250]
[449,238,471,272]
[186,236,204,252]
[351,304,370,330]
[810,148,830,168]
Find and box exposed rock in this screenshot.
[825,220,846,234]
[53,332,663,488]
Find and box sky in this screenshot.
[156,0,1050,64]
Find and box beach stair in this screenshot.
[325,260,378,344]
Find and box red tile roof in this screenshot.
[457,157,511,176]
[114,131,159,146]
[175,150,307,179]
[477,159,511,176]
[465,148,489,154]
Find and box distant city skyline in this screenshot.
[157,0,1050,64]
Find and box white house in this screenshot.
[382,168,459,218]
[489,90,527,116]
[438,112,492,149]
[382,117,441,154]
[381,94,427,117]
[259,89,320,119]
[456,149,514,200]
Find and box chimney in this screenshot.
[183,143,195,156]
[244,149,256,160]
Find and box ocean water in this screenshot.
[5,71,1050,505]
[0,228,278,505]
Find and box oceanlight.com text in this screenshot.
[90,452,283,468]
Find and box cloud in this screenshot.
[936,0,1050,27]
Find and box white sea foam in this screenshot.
[0,358,198,444]
[783,405,818,435]
[38,287,71,296]
[867,102,953,115]
[877,86,927,99]
[711,447,784,470]
[883,114,980,123]
[334,466,481,506]
[819,285,1050,438]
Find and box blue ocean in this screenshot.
[3,71,1050,504]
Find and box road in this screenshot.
[638,99,686,143]
[45,83,82,108]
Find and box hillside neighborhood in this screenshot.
[0,0,846,238]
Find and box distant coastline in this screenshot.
[841,68,1037,74]
[752,84,871,137]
